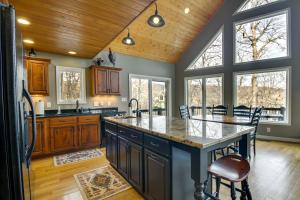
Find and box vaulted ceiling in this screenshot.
[11,0,154,58]
[11,0,223,63]
[106,0,224,63]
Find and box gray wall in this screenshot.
[175,0,300,139]
[31,51,175,114]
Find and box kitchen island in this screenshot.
[104,116,254,200]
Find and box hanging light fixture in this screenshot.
[147,2,165,28]
[122,28,135,46]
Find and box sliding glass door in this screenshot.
[129,75,171,117]
[185,74,223,116]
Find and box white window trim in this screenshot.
[233,66,292,126]
[129,74,172,117]
[233,0,286,15]
[56,66,86,104]
[233,8,291,64]
[184,74,225,115]
[185,26,224,71]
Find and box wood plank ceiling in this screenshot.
[11,0,223,63]
[10,0,154,58]
[105,0,224,63]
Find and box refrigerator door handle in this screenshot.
[23,85,37,163]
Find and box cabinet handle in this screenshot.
[150,153,158,159]
[130,134,138,138]
[150,141,159,147]
[119,130,125,134]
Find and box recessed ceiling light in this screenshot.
[184,7,190,14]
[17,18,30,25]
[68,51,77,55]
[23,39,34,44]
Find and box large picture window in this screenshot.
[185,75,223,116]
[234,68,290,124]
[186,28,223,70]
[235,10,289,63]
[237,0,282,13]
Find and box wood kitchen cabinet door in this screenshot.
[109,70,120,94]
[50,126,78,153]
[144,149,170,200]
[26,57,50,95]
[94,68,108,95]
[90,66,122,95]
[28,119,44,156]
[79,124,100,147]
[106,131,118,168]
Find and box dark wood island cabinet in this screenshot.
[104,116,254,200]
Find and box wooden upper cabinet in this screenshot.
[26,57,50,96]
[90,65,122,96]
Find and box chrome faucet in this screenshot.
[76,100,80,113]
[128,98,142,118]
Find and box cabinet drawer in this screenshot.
[118,126,143,145]
[78,115,99,124]
[49,117,77,127]
[144,134,170,157]
[105,121,118,133]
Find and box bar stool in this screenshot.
[204,155,252,200]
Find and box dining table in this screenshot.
[192,114,252,125]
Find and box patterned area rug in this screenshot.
[74,165,131,200]
[53,149,102,166]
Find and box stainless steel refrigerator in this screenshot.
[0,4,36,200]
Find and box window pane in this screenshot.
[206,77,223,114]
[235,11,288,63]
[186,30,223,70]
[152,81,167,116]
[237,0,281,12]
[187,79,202,116]
[130,78,149,116]
[61,71,81,101]
[235,70,288,122]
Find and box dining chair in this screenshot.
[212,105,228,115]
[179,105,190,119]
[233,105,252,118]
[249,107,263,156]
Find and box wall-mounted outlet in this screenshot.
[107,102,111,106]
[46,102,51,108]
[100,102,104,107]
[267,127,271,133]
[121,97,127,102]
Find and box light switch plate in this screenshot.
[46,102,51,108]
[121,97,127,102]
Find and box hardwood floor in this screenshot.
[30,140,300,200]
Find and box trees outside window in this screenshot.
[235,68,289,123]
[237,0,281,13]
[235,10,288,63]
[186,28,223,70]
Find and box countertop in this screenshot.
[104,116,255,149]
[34,112,100,118]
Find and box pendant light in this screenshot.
[122,28,135,46]
[147,3,165,28]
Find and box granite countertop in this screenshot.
[104,116,255,149]
[35,112,100,118]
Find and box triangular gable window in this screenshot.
[237,0,281,13]
[186,28,223,71]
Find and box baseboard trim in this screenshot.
[257,135,300,143]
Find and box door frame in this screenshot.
[184,73,224,115]
[129,74,172,117]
